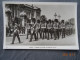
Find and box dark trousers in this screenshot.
[47,29,52,40]
[26,29,30,39]
[59,29,62,36]
[39,29,42,38]
[54,29,59,40]
[56,29,59,39]
[30,31,37,42]
[12,33,21,44]
[41,28,45,39]
[62,28,65,38]
[22,27,25,34]
[36,29,40,39]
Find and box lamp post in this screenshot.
[54,13,57,19]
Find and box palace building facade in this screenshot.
[5,4,41,28]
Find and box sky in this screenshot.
[33,4,76,21]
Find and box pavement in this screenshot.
[6,34,76,46]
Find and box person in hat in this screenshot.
[61,20,65,38]
[29,19,37,42]
[26,19,31,39]
[53,19,59,40]
[40,21,46,39]
[36,20,41,39]
[47,19,53,40]
[11,23,22,44]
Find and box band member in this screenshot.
[61,20,65,38]
[53,19,59,40]
[29,20,37,42]
[11,23,22,44]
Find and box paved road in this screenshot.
[6,34,76,46]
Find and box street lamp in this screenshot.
[54,12,57,19]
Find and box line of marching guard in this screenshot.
[26,19,74,42]
[10,18,74,44]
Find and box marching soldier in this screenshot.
[61,20,65,38]
[47,19,53,40]
[58,22,62,37]
[26,19,31,39]
[41,21,46,39]
[52,21,54,39]
[53,19,59,40]
[11,23,22,44]
[36,20,41,39]
[29,20,37,42]
[70,24,73,35]
[65,22,69,36]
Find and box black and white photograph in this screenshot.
[3,2,79,50]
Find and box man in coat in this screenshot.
[11,23,22,44]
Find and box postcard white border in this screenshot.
[2,1,79,50]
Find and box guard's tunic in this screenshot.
[53,22,59,40]
[36,23,41,39]
[61,23,65,38]
[41,23,46,39]
[29,23,37,42]
[47,23,53,39]
[26,23,31,39]
[12,25,21,44]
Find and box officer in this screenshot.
[11,23,22,44]
[61,20,65,38]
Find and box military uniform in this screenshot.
[61,23,65,38]
[53,22,59,40]
[41,23,46,39]
[29,23,37,42]
[65,24,69,36]
[36,23,41,39]
[11,24,21,44]
[58,23,62,36]
[47,23,53,40]
[26,23,31,39]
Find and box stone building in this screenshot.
[5,4,41,28]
